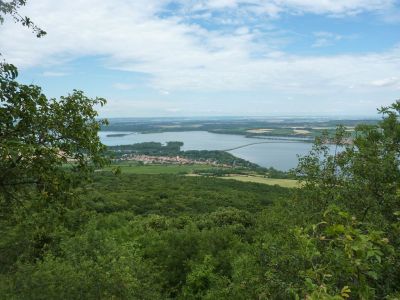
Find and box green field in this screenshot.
[104,164,215,174]
[220,175,300,188]
[102,164,299,187]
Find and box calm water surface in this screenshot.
[100,131,314,171]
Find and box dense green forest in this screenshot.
[0,174,290,299]
[2,87,400,299]
[1,2,399,299]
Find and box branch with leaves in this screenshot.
[0,0,46,37]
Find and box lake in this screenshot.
[99,131,315,171]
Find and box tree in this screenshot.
[0,0,109,277]
[0,0,109,231]
[0,0,46,37]
[295,103,400,223]
[0,66,108,202]
[1,0,46,79]
[0,0,107,205]
[294,205,394,299]
[292,101,400,298]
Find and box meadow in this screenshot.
[220,175,300,188]
[102,163,299,188]
[103,163,215,174]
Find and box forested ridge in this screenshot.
[1,2,400,299]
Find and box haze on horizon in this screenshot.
[0,0,399,117]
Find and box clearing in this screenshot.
[104,164,214,174]
[220,175,300,188]
[246,128,273,134]
[293,129,311,135]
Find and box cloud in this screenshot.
[370,77,400,87]
[312,31,344,48]
[42,71,68,77]
[273,0,394,15]
[0,0,399,113]
[173,0,395,17]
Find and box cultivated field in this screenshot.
[220,175,300,188]
[104,164,215,174]
[102,164,299,188]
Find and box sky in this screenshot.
[0,0,400,117]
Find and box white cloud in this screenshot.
[0,0,399,116]
[42,71,68,77]
[312,31,344,48]
[370,77,400,87]
[273,0,394,15]
[174,0,395,16]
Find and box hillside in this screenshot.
[1,174,292,299]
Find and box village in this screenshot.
[117,153,232,168]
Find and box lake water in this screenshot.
[100,131,315,171]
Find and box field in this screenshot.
[220,175,300,188]
[103,163,299,188]
[103,163,215,174]
[102,118,377,140]
[293,129,311,135]
[246,128,273,133]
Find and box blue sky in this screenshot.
[1,0,399,117]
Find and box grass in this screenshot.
[220,175,300,188]
[104,164,215,174]
[102,163,299,188]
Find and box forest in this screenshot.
[2,115,400,298]
[1,2,400,299]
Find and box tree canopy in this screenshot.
[1,1,108,204]
[0,65,108,203]
[0,1,399,299]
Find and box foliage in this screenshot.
[295,109,400,222]
[293,101,400,298]
[0,173,288,299]
[2,106,400,298]
[0,57,110,299]
[294,206,394,299]
[1,4,399,295]
[84,173,286,216]
[0,66,108,203]
[0,0,46,37]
